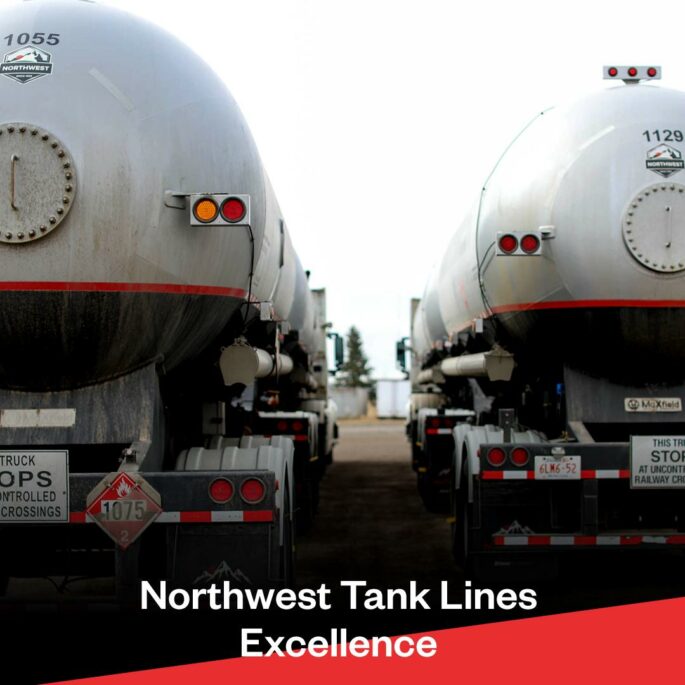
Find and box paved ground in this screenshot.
[297,421,458,588]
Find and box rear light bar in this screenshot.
[603,65,661,82]
[209,475,269,505]
[268,419,308,433]
[484,446,530,468]
[426,416,458,435]
[190,193,251,226]
[428,417,457,428]
[496,231,542,256]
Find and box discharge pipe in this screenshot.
[219,339,294,386]
[419,347,515,384]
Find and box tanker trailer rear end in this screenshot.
[403,66,685,573]
[0,0,336,598]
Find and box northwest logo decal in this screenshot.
[646,143,684,178]
[1,47,53,84]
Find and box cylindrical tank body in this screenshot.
[414,82,685,382]
[0,0,315,389]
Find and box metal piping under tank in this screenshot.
[418,347,515,384]
[219,340,294,386]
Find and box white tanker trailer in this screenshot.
[0,0,339,598]
[401,66,685,572]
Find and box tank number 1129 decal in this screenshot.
[643,129,684,143]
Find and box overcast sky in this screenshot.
[15,0,685,376]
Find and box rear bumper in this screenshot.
[0,471,281,597]
[492,533,685,548]
[474,442,685,551]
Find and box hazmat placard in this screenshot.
[0,450,68,522]
[631,436,685,488]
[86,472,162,549]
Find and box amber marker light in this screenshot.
[193,197,219,223]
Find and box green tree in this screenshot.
[338,326,373,388]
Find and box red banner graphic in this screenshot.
[47,597,685,684]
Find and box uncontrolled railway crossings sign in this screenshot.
[86,472,162,549]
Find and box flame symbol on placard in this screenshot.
[116,480,133,498]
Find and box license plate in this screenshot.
[0,450,69,522]
[534,455,581,480]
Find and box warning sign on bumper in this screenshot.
[0,450,69,521]
[631,436,685,488]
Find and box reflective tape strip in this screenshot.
[0,408,76,428]
[210,511,249,522]
[481,469,630,480]
[492,534,685,546]
[425,428,454,435]
[481,471,534,480]
[156,512,181,523]
[581,469,630,479]
[69,510,273,524]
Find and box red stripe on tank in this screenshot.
[448,299,685,339]
[491,299,685,314]
[0,282,249,298]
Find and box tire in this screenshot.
[279,478,296,586]
[295,477,316,534]
[418,475,449,514]
[451,465,472,574]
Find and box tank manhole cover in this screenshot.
[0,123,75,243]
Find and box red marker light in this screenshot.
[486,447,507,467]
[521,234,540,254]
[209,478,234,503]
[627,67,638,77]
[647,67,657,77]
[510,447,530,467]
[276,420,288,431]
[608,67,618,77]
[498,234,518,254]
[430,417,441,428]
[292,420,304,432]
[220,197,247,223]
[240,478,266,504]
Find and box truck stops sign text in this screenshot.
[631,435,685,488]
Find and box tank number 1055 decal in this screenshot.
[3,33,60,46]
[643,129,684,143]
[1,33,59,84]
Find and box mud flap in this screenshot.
[166,521,280,587]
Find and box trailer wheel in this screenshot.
[280,477,296,586]
[295,478,316,534]
[451,464,472,574]
[417,475,449,514]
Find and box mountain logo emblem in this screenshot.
[1,47,53,84]
[646,144,684,178]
